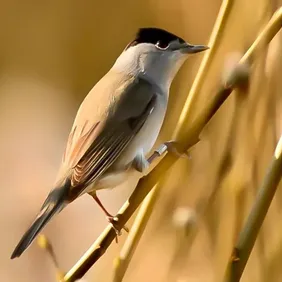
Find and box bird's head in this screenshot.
[113,27,209,89]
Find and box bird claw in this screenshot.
[164,140,191,159]
[148,140,191,164]
[107,216,129,243]
[132,154,150,173]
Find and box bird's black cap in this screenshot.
[126,27,185,49]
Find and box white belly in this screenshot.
[86,93,168,193]
[114,93,167,169]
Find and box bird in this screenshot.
[11,27,208,259]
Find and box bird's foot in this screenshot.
[107,216,129,243]
[147,140,191,164]
[132,153,150,173]
[164,140,191,159]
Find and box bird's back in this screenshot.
[55,71,136,186]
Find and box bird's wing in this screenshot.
[57,73,157,197]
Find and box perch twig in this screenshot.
[225,134,282,282]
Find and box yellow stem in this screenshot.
[173,0,234,138]
[225,135,282,282]
[112,186,159,282]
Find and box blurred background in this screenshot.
[0,0,281,281]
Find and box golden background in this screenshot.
[0,0,281,281]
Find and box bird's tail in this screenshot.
[11,179,71,259]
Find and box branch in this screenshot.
[61,7,282,282]
[166,81,240,280]
[37,234,65,281]
[224,134,282,282]
[112,186,160,282]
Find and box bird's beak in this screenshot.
[179,42,209,54]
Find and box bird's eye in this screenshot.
[155,41,169,49]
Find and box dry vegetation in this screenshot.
[0,0,281,282]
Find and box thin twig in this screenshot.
[167,87,239,281]
[224,134,282,282]
[112,0,234,280]
[62,7,282,282]
[172,0,234,139]
[112,186,159,282]
[37,234,65,281]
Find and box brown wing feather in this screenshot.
[68,122,100,167]
[55,72,156,199]
[70,93,156,197]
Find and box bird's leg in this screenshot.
[132,151,150,173]
[132,142,190,173]
[91,192,129,242]
[91,192,114,217]
[147,140,191,164]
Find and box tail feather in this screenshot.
[11,180,70,259]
